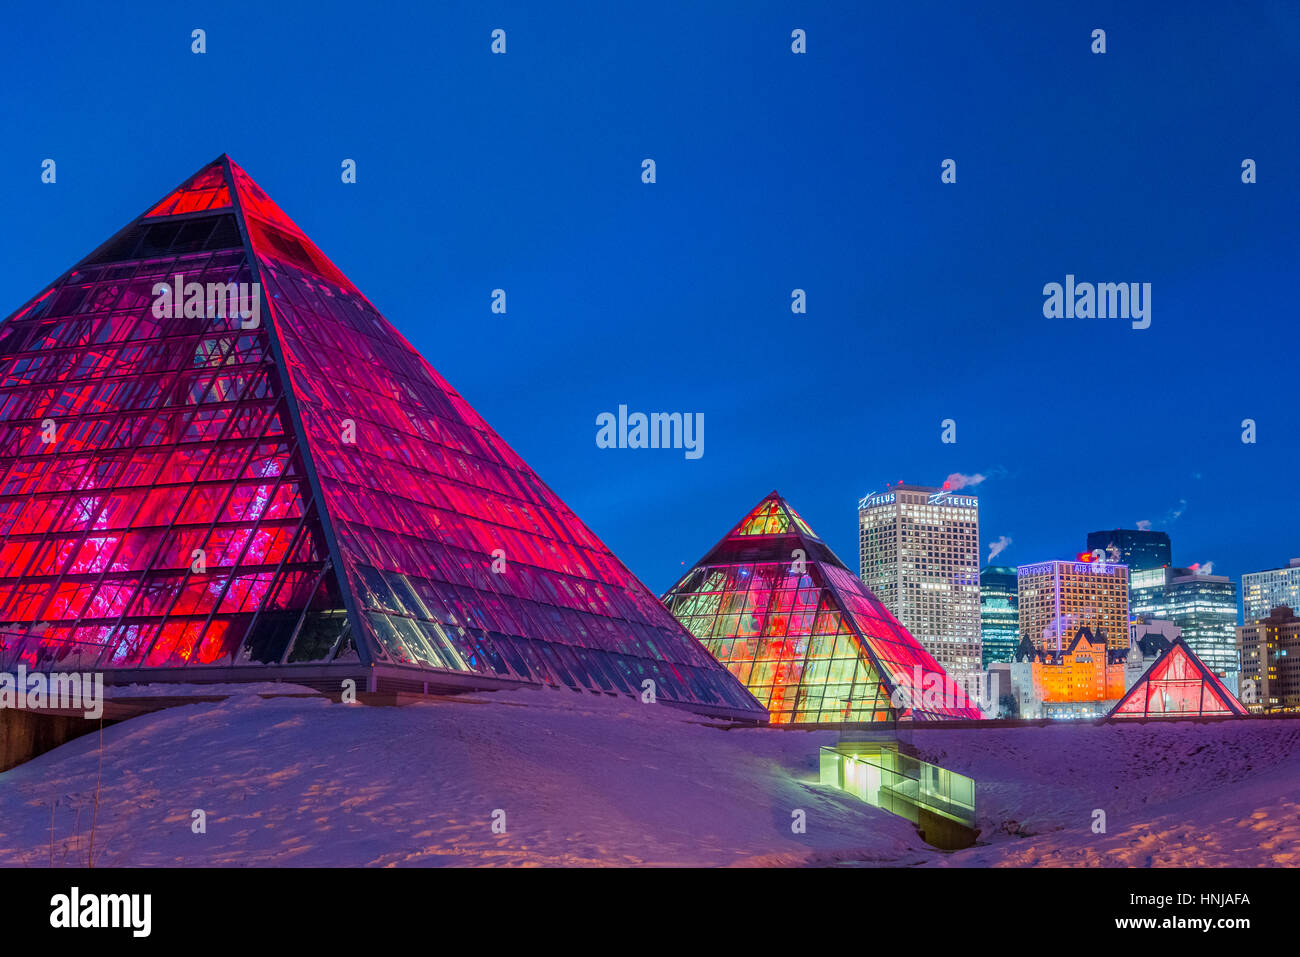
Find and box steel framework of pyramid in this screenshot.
[0,156,764,720]
[1108,636,1247,719]
[661,492,983,722]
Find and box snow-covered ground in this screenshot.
[1,688,1296,867]
[101,682,322,698]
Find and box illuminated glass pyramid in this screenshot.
[1109,637,1247,719]
[661,492,983,722]
[0,156,763,720]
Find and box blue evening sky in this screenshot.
[2,1,1297,601]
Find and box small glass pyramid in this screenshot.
[662,492,983,723]
[1109,637,1247,718]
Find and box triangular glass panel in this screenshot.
[144,160,232,218]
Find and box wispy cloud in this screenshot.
[1135,499,1188,530]
[987,535,1012,563]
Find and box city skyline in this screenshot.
[710,480,1292,628]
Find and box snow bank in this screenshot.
[1,688,1296,866]
[103,682,323,698]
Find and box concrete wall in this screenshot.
[0,709,108,772]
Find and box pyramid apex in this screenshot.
[193,153,233,169]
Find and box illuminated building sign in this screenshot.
[927,492,977,507]
[857,490,978,510]
[1019,561,1121,577]
[858,492,895,509]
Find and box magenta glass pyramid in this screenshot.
[662,492,983,722]
[0,157,764,720]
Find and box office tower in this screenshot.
[1242,559,1300,624]
[980,565,1020,667]
[1017,560,1130,654]
[1084,528,1172,573]
[1131,567,1239,680]
[858,484,981,674]
[1236,605,1300,713]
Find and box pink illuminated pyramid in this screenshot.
[1109,637,1247,719]
[0,157,764,720]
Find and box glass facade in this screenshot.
[1130,566,1239,679]
[0,176,327,671]
[0,156,764,719]
[1110,638,1247,718]
[1084,528,1171,573]
[662,492,983,723]
[979,564,1019,667]
[1241,561,1300,624]
[820,744,977,831]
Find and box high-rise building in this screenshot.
[1084,528,1172,573]
[1242,559,1300,624]
[979,565,1019,667]
[1016,560,1130,654]
[0,156,765,721]
[1236,605,1300,713]
[1131,567,1239,680]
[662,492,982,723]
[858,484,982,675]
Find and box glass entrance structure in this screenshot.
[661,492,982,723]
[819,743,977,831]
[0,156,764,721]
